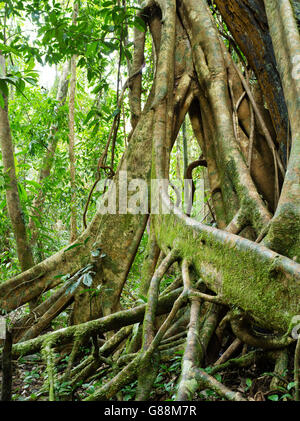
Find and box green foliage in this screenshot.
[0,0,154,282]
[121,380,138,401]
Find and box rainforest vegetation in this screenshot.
[0,0,300,402]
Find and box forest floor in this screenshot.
[0,299,297,402]
[2,341,295,402]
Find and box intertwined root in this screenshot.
[1,0,300,402]
[2,249,298,402]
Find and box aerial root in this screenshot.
[270,349,289,391]
[294,335,300,401]
[41,340,56,401]
[136,249,182,400]
[63,334,87,381]
[194,368,247,401]
[6,286,183,359]
[230,315,293,350]
[2,256,298,402]
[176,260,221,400]
[84,354,141,401]
[213,338,242,366]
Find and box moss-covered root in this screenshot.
[161,275,182,296]
[63,334,86,381]
[176,297,202,400]
[12,279,72,343]
[136,291,187,400]
[138,222,160,297]
[101,325,132,357]
[194,368,247,401]
[230,316,294,350]
[163,307,190,339]
[84,354,141,401]
[294,335,300,401]
[135,249,179,399]
[70,357,102,389]
[159,334,186,350]
[41,340,56,401]
[270,349,289,391]
[20,290,73,343]
[209,350,265,376]
[5,287,182,359]
[142,249,179,349]
[135,351,160,401]
[176,260,221,400]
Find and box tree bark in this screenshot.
[68,1,79,243]
[28,62,70,250]
[0,55,34,272]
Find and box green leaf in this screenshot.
[86,41,99,57]
[26,179,41,190]
[91,121,99,136]
[0,43,22,56]
[246,378,252,388]
[17,183,28,201]
[0,199,6,210]
[111,108,120,118]
[64,243,83,252]
[84,109,96,125]
[102,1,114,6]
[280,393,293,400]
[123,48,132,61]
[132,16,146,32]
[25,57,35,71]
[268,395,279,401]
[287,381,296,390]
[137,294,147,303]
[23,77,37,86]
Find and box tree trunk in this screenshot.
[0,0,300,402]
[28,62,70,251]
[0,55,34,273]
[68,1,79,243]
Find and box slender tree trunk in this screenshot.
[0,54,34,272]
[68,1,79,243]
[28,62,70,250]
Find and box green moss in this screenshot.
[224,157,267,233]
[154,213,300,332]
[265,203,300,261]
